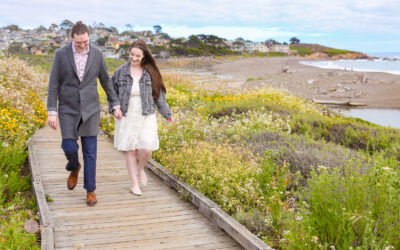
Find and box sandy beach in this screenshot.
[211,57,400,109]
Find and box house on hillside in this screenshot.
[101,46,124,59]
[224,40,233,47]
[244,41,256,52]
[153,38,169,47]
[29,46,49,55]
[135,31,153,37]
[269,44,290,53]
[256,44,269,53]
[105,37,119,49]
[0,38,8,51]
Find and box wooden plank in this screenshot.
[56,222,217,243]
[40,225,55,250]
[51,200,197,219]
[45,187,179,201]
[55,230,227,248]
[48,194,177,210]
[28,139,55,250]
[52,203,195,221]
[57,216,212,236]
[163,241,243,250]
[54,209,197,226]
[58,233,237,249]
[55,214,205,232]
[54,206,194,223]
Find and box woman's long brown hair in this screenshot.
[129,39,166,99]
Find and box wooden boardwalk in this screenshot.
[29,125,244,249]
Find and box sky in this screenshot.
[0,0,399,53]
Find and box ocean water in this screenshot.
[300,52,400,75]
[339,109,400,129]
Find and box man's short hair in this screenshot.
[71,21,89,37]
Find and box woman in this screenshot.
[111,39,173,196]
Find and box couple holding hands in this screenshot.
[47,21,173,206]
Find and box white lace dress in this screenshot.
[114,76,159,151]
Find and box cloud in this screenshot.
[0,0,399,51]
[0,0,399,34]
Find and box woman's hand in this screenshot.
[113,108,122,120]
[167,117,174,123]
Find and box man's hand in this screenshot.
[47,115,58,130]
[113,108,122,120]
[167,117,174,123]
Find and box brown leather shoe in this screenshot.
[67,163,81,190]
[86,191,97,206]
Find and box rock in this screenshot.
[305,52,330,59]
[24,219,39,234]
[307,79,315,84]
[331,52,368,60]
[282,65,289,73]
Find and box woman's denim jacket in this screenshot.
[109,62,172,120]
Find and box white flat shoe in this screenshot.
[131,186,142,196]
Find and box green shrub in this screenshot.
[289,158,400,249]
[323,49,354,57]
[289,46,313,56]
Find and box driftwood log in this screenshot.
[313,99,367,106]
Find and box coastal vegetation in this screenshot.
[289,45,313,56]
[0,55,47,248]
[97,64,400,249]
[5,53,397,249]
[290,43,367,58]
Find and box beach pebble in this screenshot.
[307,79,315,84]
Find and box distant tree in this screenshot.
[283,42,288,45]
[49,23,58,31]
[5,24,20,31]
[153,25,162,34]
[108,26,119,34]
[159,33,171,40]
[197,34,224,46]
[235,37,245,43]
[170,38,184,46]
[96,36,109,46]
[125,24,133,31]
[186,35,202,49]
[35,25,47,32]
[290,37,300,44]
[60,19,73,30]
[265,39,279,46]
[233,37,245,46]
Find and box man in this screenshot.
[47,21,122,206]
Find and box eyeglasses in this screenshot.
[75,40,89,45]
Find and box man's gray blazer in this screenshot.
[47,42,120,140]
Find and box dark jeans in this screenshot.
[61,136,97,192]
